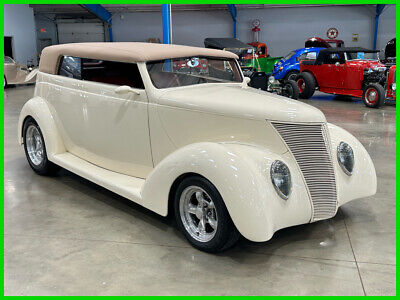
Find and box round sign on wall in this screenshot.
[327,28,339,39]
[252,19,261,28]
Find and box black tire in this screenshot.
[174,176,240,253]
[284,70,299,82]
[22,117,60,175]
[362,83,385,108]
[296,72,316,99]
[282,80,300,100]
[4,76,8,88]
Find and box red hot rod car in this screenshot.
[297,47,388,108]
[386,65,396,101]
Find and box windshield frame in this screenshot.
[145,56,244,90]
[345,52,380,61]
[5,56,15,64]
[283,51,296,61]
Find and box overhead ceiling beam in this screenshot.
[81,4,113,42]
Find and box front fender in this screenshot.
[141,142,312,242]
[327,123,377,206]
[17,96,65,159]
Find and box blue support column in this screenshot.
[162,4,171,44]
[373,4,386,50]
[82,4,113,42]
[227,4,237,38]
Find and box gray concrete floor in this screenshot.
[4,85,396,296]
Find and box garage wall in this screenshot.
[4,4,38,65]
[35,14,58,54]
[112,10,231,46]
[378,5,396,51]
[112,5,396,57]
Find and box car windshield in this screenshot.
[146,56,243,89]
[5,56,14,64]
[346,52,378,60]
[283,51,296,61]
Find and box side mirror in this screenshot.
[244,77,251,85]
[115,85,140,95]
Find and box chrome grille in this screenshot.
[272,122,337,221]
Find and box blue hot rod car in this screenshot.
[272,47,323,81]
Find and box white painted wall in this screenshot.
[111,5,396,57]
[4,4,38,65]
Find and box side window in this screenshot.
[257,46,266,56]
[81,59,145,89]
[305,52,317,60]
[58,56,82,79]
[297,53,307,61]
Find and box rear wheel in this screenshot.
[282,80,300,100]
[23,117,60,175]
[174,176,240,253]
[296,72,316,99]
[362,83,385,108]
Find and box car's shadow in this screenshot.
[54,167,350,259]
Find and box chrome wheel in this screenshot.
[365,88,377,104]
[26,124,44,166]
[179,186,218,242]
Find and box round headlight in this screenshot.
[270,160,292,200]
[268,76,276,84]
[337,142,354,175]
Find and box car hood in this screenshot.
[347,60,385,69]
[157,84,326,123]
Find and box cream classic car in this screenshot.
[18,43,377,252]
[4,56,36,87]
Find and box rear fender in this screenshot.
[18,97,65,159]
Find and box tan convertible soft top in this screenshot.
[39,42,239,74]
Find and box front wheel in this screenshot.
[284,70,299,82]
[174,176,240,253]
[23,117,60,175]
[282,80,300,100]
[296,72,316,99]
[362,83,385,108]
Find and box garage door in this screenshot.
[57,20,105,44]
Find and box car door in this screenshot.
[317,53,345,89]
[49,55,88,159]
[78,59,153,178]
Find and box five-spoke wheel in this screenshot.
[174,176,240,253]
[23,117,59,175]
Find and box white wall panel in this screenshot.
[4,4,38,65]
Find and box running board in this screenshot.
[51,153,144,205]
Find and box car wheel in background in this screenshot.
[282,80,300,100]
[362,83,385,108]
[23,117,60,175]
[174,175,240,253]
[284,70,299,82]
[4,77,7,88]
[296,72,316,99]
